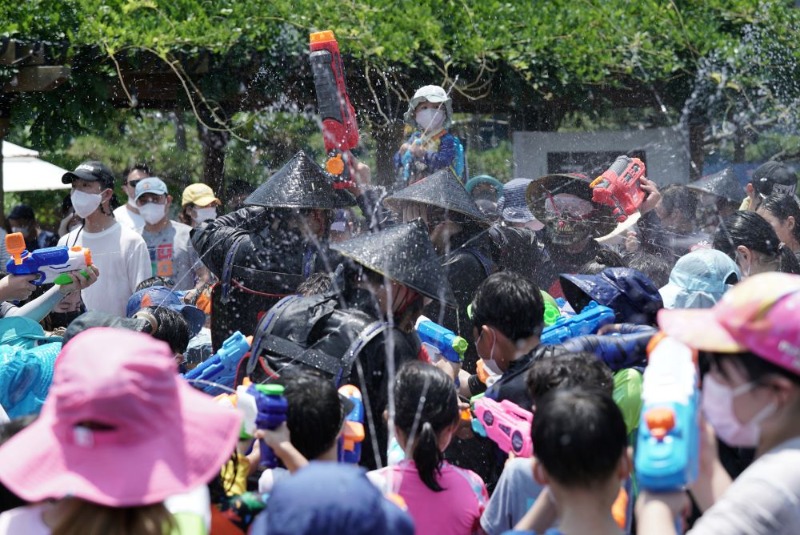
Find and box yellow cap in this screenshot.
[182,183,220,207]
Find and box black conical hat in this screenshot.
[331,223,456,307]
[244,151,356,209]
[525,173,618,238]
[686,168,744,204]
[384,169,488,223]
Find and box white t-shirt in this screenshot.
[59,222,151,317]
[0,503,50,534]
[113,204,145,231]
[690,436,800,534]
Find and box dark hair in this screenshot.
[623,250,673,288]
[532,387,627,487]
[713,211,800,274]
[759,193,800,245]
[526,351,614,404]
[281,370,344,460]
[137,306,190,354]
[578,249,626,275]
[704,351,800,385]
[471,272,544,341]
[228,179,255,197]
[122,163,153,180]
[135,276,176,292]
[297,273,334,296]
[660,184,698,219]
[393,361,459,492]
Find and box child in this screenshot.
[368,361,488,535]
[637,272,800,534]
[523,387,630,535]
[394,84,466,185]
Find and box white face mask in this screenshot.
[71,190,103,219]
[10,226,26,236]
[127,197,139,209]
[702,374,776,447]
[138,203,166,225]
[415,108,445,132]
[194,207,217,223]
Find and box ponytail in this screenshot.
[413,421,446,492]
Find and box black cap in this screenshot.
[244,151,356,209]
[752,161,798,198]
[686,168,743,203]
[331,222,456,307]
[526,173,617,237]
[61,161,115,189]
[8,204,34,221]
[384,169,488,223]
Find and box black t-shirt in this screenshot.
[485,343,567,408]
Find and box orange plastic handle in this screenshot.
[5,232,26,265]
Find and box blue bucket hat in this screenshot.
[0,341,61,418]
[560,267,664,325]
[659,249,740,310]
[257,462,414,535]
[126,286,206,337]
[498,178,544,229]
[0,317,57,349]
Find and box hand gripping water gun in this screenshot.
[309,30,360,189]
[635,334,699,492]
[590,155,646,222]
[5,232,92,285]
[540,300,615,346]
[470,393,534,457]
[183,331,251,396]
[415,315,468,364]
[338,384,365,463]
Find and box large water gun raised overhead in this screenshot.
[5,232,92,285]
[309,30,360,189]
[590,155,646,222]
[635,334,700,492]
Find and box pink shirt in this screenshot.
[368,460,488,535]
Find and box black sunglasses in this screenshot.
[126,179,142,188]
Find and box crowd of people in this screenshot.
[0,85,797,535]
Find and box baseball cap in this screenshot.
[498,178,544,229]
[126,286,206,337]
[61,161,115,189]
[182,183,220,207]
[658,272,800,376]
[134,177,169,201]
[8,204,34,221]
[260,462,414,535]
[659,249,740,309]
[0,328,241,507]
[751,161,798,198]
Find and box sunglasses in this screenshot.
[126,179,142,188]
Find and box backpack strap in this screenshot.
[219,236,244,305]
[457,247,496,278]
[246,294,302,375]
[336,320,390,386]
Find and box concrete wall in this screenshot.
[513,127,690,185]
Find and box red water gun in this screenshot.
[590,155,646,222]
[309,30,360,189]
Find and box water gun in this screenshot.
[415,315,467,364]
[309,30,359,189]
[337,384,365,463]
[5,232,92,285]
[635,334,699,492]
[183,331,250,396]
[590,155,646,222]
[470,393,533,457]
[540,300,615,346]
[560,327,656,372]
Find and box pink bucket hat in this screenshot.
[0,328,241,507]
[658,272,800,376]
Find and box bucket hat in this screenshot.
[659,249,740,309]
[404,84,453,128]
[686,168,744,204]
[331,222,456,306]
[245,151,356,210]
[560,267,663,324]
[659,273,800,376]
[526,174,617,238]
[0,328,241,507]
[0,341,61,418]
[126,286,206,337]
[384,168,488,224]
[497,178,544,229]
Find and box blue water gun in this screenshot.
[415,315,467,364]
[183,331,250,396]
[252,384,289,468]
[337,384,365,464]
[540,300,615,345]
[5,232,92,285]
[635,334,699,491]
[561,326,656,372]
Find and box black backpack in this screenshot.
[240,293,389,387]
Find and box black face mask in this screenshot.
[49,310,84,329]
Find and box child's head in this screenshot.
[281,370,346,461]
[393,361,459,492]
[526,351,613,407]
[532,387,628,495]
[404,85,453,132]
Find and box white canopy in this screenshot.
[2,141,71,192]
